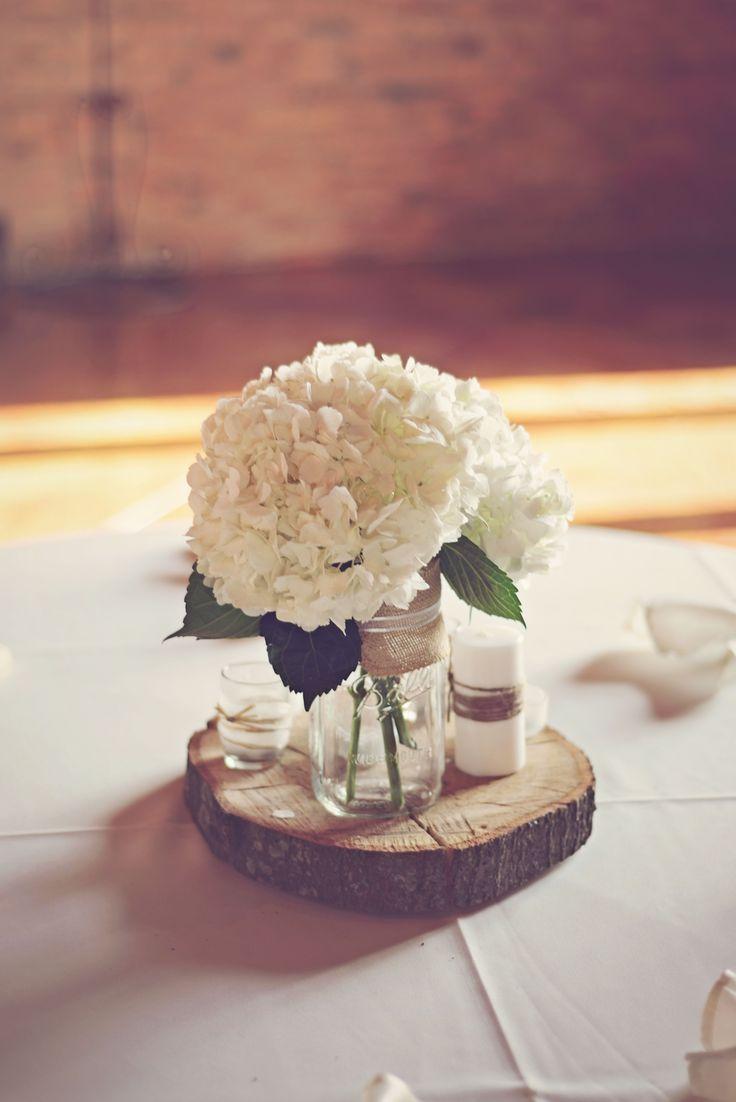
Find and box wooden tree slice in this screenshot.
[185,723,595,915]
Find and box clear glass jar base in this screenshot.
[313,778,438,819]
[310,660,447,819]
[223,752,279,771]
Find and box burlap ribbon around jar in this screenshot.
[358,557,450,677]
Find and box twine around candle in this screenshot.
[451,677,524,722]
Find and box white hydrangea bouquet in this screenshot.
[168,342,572,811]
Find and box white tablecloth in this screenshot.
[1,526,734,1102]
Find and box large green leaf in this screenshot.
[260,614,361,711]
[165,564,261,640]
[439,535,525,626]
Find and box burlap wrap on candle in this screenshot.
[358,557,449,677]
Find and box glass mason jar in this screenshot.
[310,661,447,818]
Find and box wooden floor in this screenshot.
[1,256,735,546]
[1,365,734,546]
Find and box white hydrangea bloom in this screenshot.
[187,342,492,631]
[459,378,574,579]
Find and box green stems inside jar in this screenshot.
[347,669,413,810]
[345,675,367,803]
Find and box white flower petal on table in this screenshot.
[702,971,736,1052]
[645,602,736,660]
[362,1073,420,1102]
[581,599,736,717]
[685,972,736,1102]
[643,601,736,690]
[687,1046,736,1102]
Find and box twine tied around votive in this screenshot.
[451,677,524,722]
[215,702,287,736]
[358,557,449,677]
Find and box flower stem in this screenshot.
[391,699,416,749]
[346,674,367,804]
[379,711,403,810]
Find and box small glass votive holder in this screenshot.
[217,662,293,770]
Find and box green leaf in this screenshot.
[439,535,526,626]
[260,614,361,711]
[165,564,261,640]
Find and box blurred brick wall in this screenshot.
[2,0,736,280]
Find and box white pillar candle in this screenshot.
[451,623,526,777]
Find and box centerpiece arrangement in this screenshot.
[169,342,572,818]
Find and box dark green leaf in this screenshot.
[165,564,261,640]
[439,535,525,626]
[260,614,361,711]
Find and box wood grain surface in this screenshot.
[185,723,595,914]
